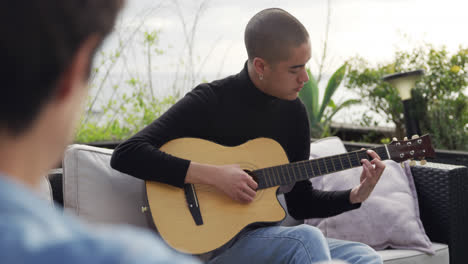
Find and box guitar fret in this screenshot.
[273,167,280,185]
[330,157,336,172]
[284,165,290,184]
[274,167,280,185]
[285,165,293,183]
[279,166,286,185]
[291,164,297,181]
[260,171,267,188]
[255,171,263,188]
[277,166,284,185]
[278,166,284,185]
[334,156,341,171]
[354,152,362,166]
[316,159,322,175]
[312,161,320,177]
[376,147,388,160]
[260,170,267,187]
[268,168,275,186]
[307,161,315,178]
[353,153,359,165]
[280,166,286,184]
[346,154,353,168]
[325,158,336,172]
[300,163,308,179]
[338,155,344,170]
[293,164,300,180]
[347,153,352,168]
[319,159,328,174]
[296,164,302,180]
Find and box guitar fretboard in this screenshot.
[253,146,388,190]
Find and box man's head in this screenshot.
[0,1,123,184]
[245,8,311,100]
[0,0,123,136]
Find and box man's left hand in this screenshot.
[349,150,386,204]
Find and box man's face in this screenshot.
[263,41,311,101]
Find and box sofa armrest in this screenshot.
[411,162,468,264]
[48,168,64,207]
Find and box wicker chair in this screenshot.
[411,162,468,264]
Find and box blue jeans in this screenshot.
[208,224,382,264]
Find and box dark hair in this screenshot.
[0,0,123,135]
[244,8,309,64]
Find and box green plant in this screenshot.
[75,90,175,143]
[76,19,176,143]
[299,64,361,138]
[346,44,468,150]
[76,1,221,144]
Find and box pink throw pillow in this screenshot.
[305,137,434,254]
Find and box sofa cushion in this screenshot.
[279,192,449,264]
[379,243,448,264]
[62,144,153,229]
[304,137,434,254]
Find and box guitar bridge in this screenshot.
[184,184,203,226]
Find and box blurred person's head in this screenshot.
[245,8,311,101]
[0,0,123,186]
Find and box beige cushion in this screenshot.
[62,144,153,229]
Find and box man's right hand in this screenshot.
[185,162,258,204]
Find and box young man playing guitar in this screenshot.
[112,8,385,264]
[0,1,201,263]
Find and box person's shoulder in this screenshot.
[194,73,239,94]
[187,73,240,104]
[0,212,201,264]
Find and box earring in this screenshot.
[259,74,263,80]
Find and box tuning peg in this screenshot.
[411,134,420,139]
[420,159,427,165]
[392,137,398,142]
[410,160,417,166]
[404,137,408,141]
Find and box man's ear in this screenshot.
[252,57,267,76]
[54,35,100,101]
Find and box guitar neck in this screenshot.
[253,146,389,190]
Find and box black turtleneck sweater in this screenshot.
[110,64,360,220]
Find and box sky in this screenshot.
[94,0,468,126]
[110,0,468,76]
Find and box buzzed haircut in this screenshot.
[244,8,309,64]
[0,0,123,136]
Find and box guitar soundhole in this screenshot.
[244,169,264,202]
[244,170,259,184]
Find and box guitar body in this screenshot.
[146,137,289,254]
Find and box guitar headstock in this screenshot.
[386,134,435,165]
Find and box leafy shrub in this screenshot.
[346,44,468,150]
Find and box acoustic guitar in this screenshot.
[145,135,434,254]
